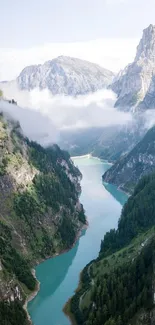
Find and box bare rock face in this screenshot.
[140,75,155,109]
[16,56,115,96]
[103,126,155,193]
[111,24,155,110]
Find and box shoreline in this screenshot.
[71,153,92,159]
[25,155,113,324]
[118,185,131,197]
[63,297,77,325]
[63,267,84,325]
[24,220,89,324]
[103,180,130,197]
[72,153,113,165]
[23,269,40,324]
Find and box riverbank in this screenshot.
[63,257,93,325]
[25,220,88,324]
[63,297,77,325]
[63,267,84,325]
[27,157,127,325]
[24,269,40,325]
[72,154,113,166]
[71,154,92,159]
[103,180,130,197]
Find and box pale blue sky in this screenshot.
[0,0,155,80]
[1,0,155,48]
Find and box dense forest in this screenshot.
[100,172,155,257]
[69,172,155,325]
[0,301,29,325]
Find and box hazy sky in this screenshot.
[1,0,155,46]
[1,0,155,79]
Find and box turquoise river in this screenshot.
[28,156,128,325]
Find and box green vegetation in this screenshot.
[0,301,29,325]
[101,173,155,256]
[0,220,36,291]
[12,138,86,254]
[69,172,155,325]
[0,116,86,324]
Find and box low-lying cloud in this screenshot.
[0,99,58,145]
[0,84,133,146]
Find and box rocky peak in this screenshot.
[111,24,155,110]
[16,56,115,96]
[135,24,155,62]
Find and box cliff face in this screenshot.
[102,126,155,193]
[0,113,86,324]
[111,24,155,110]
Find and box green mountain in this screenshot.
[102,126,155,193]
[67,173,155,325]
[0,113,86,325]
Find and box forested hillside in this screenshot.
[0,113,86,325]
[67,173,155,325]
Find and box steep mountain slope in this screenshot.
[59,116,146,162]
[0,113,86,324]
[112,24,155,110]
[16,56,115,96]
[67,173,155,325]
[102,126,155,193]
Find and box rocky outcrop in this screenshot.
[140,75,155,109]
[111,24,155,110]
[16,56,115,96]
[102,126,155,193]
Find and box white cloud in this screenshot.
[0,38,138,80]
[0,84,132,145]
[0,99,58,146]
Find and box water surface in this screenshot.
[28,157,127,325]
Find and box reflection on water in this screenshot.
[103,182,128,206]
[28,157,127,325]
[30,241,79,308]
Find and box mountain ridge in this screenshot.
[15,55,115,96]
[102,126,155,193]
[111,24,155,110]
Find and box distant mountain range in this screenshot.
[2,25,155,168]
[16,56,115,96]
[59,118,146,162]
[59,25,155,160]
[2,25,155,109]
